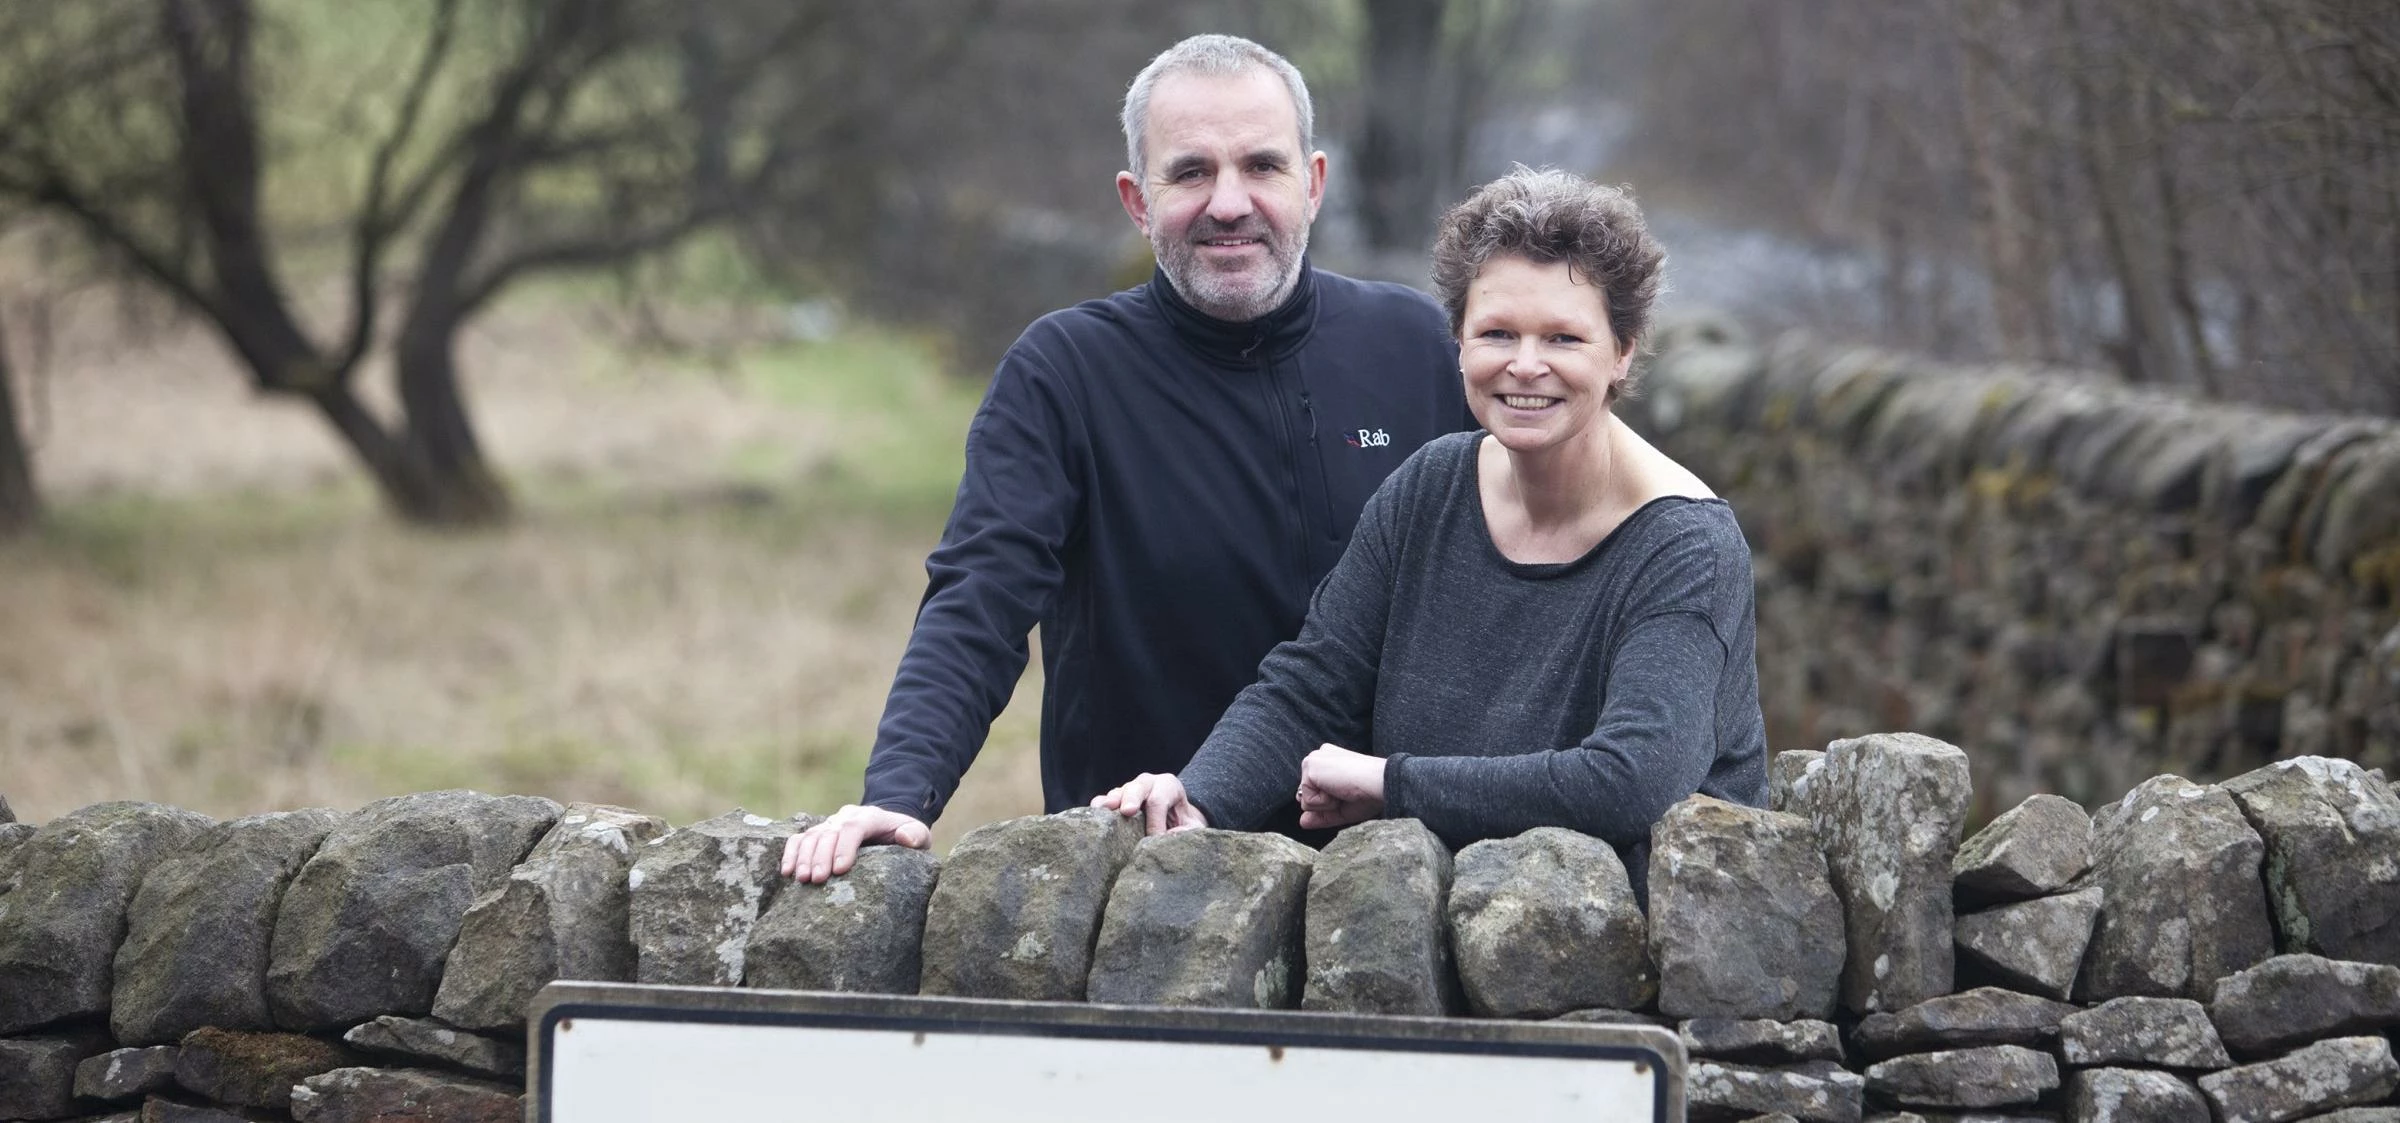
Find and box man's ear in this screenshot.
[1117,171,1151,236]
[1304,150,1328,221]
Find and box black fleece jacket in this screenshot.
[860,263,1470,825]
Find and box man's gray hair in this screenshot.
[1121,34,1315,178]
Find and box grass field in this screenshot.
[0,290,1046,850]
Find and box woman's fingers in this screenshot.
[1142,775,1189,836]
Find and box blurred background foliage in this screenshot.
[0,0,2391,830]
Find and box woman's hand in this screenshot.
[1297,743,1386,830]
[1093,772,1209,836]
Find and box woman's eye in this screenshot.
[1548,334,1583,345]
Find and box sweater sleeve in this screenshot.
[860,340,1083,823]
[1380,516,1737,847]
[1177,451,1414,829]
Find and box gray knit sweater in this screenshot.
[1179,430,1768,876]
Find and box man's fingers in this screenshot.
[792,830,824,884]
[780,832,806,879]
[828,818,873,879]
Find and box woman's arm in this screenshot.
[1172,463,1415,830]
[1381,605,1731,846]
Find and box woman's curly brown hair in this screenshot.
[1430,167,1666,389]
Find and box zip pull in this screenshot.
[1301,390,1317,440]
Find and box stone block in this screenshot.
[267,791,558,1030]
[2116,618,2198,708]
[1863,1044,2059,1109]
[2059,996,2230,1069]
[1550,1007,1674,1027]
[1770,751,1827,817]
[172,1028,361,1113]
[112,809,339,1044]
[0,802,216,1034]
[343,1016,523,1082]
[2221,757,2400,967]
[1679,1019,1845,1066]
[627,809,809,987]
[2198,1037,2400,1123]
[74,1046,181,1102]
[1652,796,1843,1021]
[2207,954,2400,1058]
[1452,827,1651,1018]
[1953,794,2092,904]
[1852,987,2076,1060]
[289,1067,521,1123]
[1808,733,1972,1013]
[918,807,1141,1000]
[1086,829,1313,1009]
[1300,819,1457,1016]
[746,845,939,995]
[2066,1068,2210,1123]
[433,802,668,1030]
[1954,886,2102,1000]
[0,820,32,872]
[139,1101,277,1122]
[1688,1060,1863,1123]
[2080,775,2274,1002]
[0,1030,112,1121]
[2309,436,2400,576]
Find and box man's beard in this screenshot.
[1153,214,1309,323]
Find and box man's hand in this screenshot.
[782,805,932,884]
[1092,772,1209,836]
[1297,743,1385,830]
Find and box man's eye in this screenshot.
[1174,169,1206,183]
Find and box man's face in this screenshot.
[1117,68,1326,323]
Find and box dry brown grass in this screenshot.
[0,292,1044,849]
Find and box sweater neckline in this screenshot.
[1147,259,1320,365]
[1464,436,1720,578]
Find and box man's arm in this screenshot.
[786,342,1085,882]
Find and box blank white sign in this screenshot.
[533,984,1677,1123]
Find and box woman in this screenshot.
[1096,168,1766,883]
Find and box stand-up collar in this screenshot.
[1150,259,1321,365]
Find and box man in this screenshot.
[784,34,1468,882]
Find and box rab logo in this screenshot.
[1344,428,1392,448]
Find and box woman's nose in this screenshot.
[1506,338,1545,376]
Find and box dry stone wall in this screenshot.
[6,738,2400,1120]
[1628,320,2400,819]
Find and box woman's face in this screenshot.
[1458,255,1633,456]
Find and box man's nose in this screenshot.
[1205,172,1254,223]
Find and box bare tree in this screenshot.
[0,0,969,524]
[1354,0,1539,260]
[1619,0,2399,413]
[0,301,34,537]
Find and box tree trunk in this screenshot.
[391,315,509,526]
[1357,0,1449,258]
[0,310,38,537]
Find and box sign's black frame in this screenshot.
[528,981,1685,1122]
